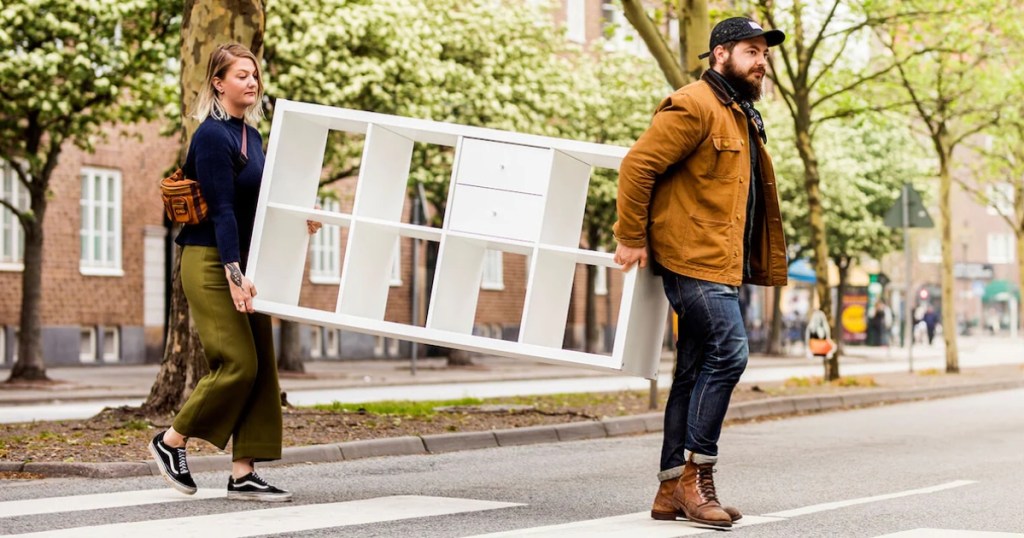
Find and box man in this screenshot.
[613,17,789,528]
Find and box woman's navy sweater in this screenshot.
[175,116,265,269]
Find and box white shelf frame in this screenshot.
[248,99,668,379]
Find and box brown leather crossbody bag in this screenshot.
[161,122,248,225]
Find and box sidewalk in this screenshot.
[1,335,1020,407]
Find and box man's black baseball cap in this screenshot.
[697,17,785,59]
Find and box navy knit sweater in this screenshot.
[175,116,265,270]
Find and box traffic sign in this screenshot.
[884,184,934,228]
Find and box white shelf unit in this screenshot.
[248,99,668,379]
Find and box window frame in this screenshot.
[309,197,342,284]
[481,249,505,291]
[79,167,124,276]
[0,160,29,271]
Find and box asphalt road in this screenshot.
[2,388,1022,537]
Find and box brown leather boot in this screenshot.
[651,477,742,522]
[670,458,733,528]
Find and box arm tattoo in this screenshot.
[226,263,243,288]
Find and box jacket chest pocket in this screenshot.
[707,136,744,179]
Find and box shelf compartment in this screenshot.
[519,248,576,349]
[538,151,591,248]
[425,234,488,334]
[352,124,415,222]
[336,221,401,320]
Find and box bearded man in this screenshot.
[612,17,789,529]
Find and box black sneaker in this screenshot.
[148,431,197,495]
[227,472,293,502]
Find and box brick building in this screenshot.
[1,1,641,367]
[1,122,179,367]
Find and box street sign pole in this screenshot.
[903,183,914,373]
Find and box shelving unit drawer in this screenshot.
[455,138,551,195]
[448,184,543,242]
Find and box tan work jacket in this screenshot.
[614,72,788,287]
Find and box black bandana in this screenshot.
[705,69,767,143]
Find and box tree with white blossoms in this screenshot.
[768,105,929,356]
[0,0,180,382]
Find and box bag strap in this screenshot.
[240,121,248,159]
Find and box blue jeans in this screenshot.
[659,270,748,479]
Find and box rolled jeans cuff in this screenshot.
[658,465,684,482]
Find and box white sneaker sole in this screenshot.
[226,491,293,502]
[148,440,197,496]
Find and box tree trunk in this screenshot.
[8,213,47,382]
[765,286,783,355]
[937,152,959,372]
[677,0,710,81]
[793,108,833,353]
[142,248,209,414]
[827,257,851,379]
[144,0,266,412]
[277,320,305,373]
[621,0,687,89]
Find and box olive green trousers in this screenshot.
[173,246,282,462]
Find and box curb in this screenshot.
[10,379,1023,479]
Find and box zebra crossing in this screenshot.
[1,483,1021,537]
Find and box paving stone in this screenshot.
[421,431,498,453]
[554,421,607,442]
[340,436,426,459]
[493,425,559,447]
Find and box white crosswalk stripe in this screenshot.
[873,530,1024,537]
[5,495,521,538]
[464,512,784,537]
[0,489,224,519]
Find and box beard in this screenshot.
[722,57,764,102]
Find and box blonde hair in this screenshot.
[192,43,265,125]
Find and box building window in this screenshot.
[309,197,341,283]
[79,167,122,275]
[481,249,504,290]
[986,183,1015,217]
[0,161,29,270]
[566,0,586,43]
[80,327,97,363]
[390,238,402,286]
[917,237,942,264]
[601,0,648,56]
[310,326,323,359]
[324,328,340,358]
[987,233,1015,264]
[101,326,119,363]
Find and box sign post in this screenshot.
[884,183,934,372]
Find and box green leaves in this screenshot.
[0,0,181,173]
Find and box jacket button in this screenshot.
[736,215,741,220]
[723,141,730,148]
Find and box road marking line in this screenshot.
[6,495,521,538]
[764,480,977,518]
[0,488,224,518]
[873,530,1024,537]
[464,512,784,537]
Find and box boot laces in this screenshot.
[175,447,190,474]
[696,464,719,503]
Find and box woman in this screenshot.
[148,43,319,502]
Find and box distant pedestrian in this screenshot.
[614,17,788,529]
[148,43,320,502]
[923,305,939,345]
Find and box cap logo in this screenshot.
[748,22,762,30]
